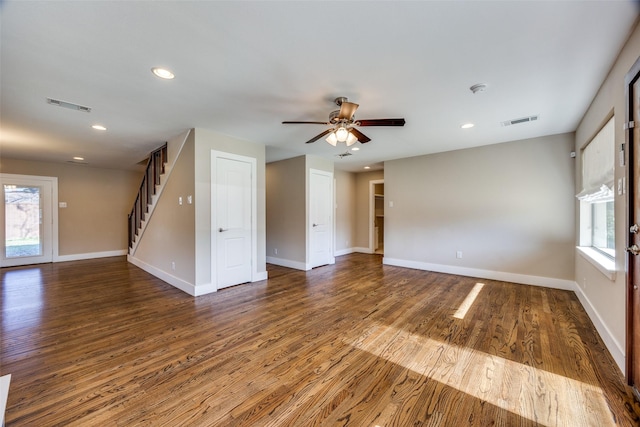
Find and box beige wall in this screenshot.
[574,21,640,370]
[133,130,196,284]
[0,158,142,256]
[384,133,576,280]
[266,156,306,264]
[334,170,357,253]
[193,128,267,288]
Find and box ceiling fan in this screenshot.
[282,97,405,146]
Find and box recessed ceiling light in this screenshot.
[151,67,175,79]
[91,124,107,131]
[351,147,360,151]
[364,166,371,169]
[461,123,474,129]
[73,156,84,161]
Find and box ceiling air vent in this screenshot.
[46,98,92,113]
[501,115,538,127]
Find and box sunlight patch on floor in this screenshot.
[348,322,614,426]
[453,282,484,319]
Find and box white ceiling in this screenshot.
[1,1,638,172]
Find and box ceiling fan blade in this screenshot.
[349,128,371,143]
[282,121,329,125]
[305,129,333,144]
[357,118,406,127]
[338,101,359,120]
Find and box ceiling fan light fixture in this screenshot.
[326,132,338,146]
[335,126,349,142]
[346,132,357,146]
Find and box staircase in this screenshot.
[128,143,167,252]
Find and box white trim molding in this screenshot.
[128,254,197,296]
[266,256,310,271]
[573,282,625,373]
[382,257,576,290]
[56,250,127,262]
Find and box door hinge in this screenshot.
[624,121,635,130]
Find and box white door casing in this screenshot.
[309,169,334,268]
[1,174,58,267]
[211,152,256,290]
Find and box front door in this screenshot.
[1,175,56,267]
[309,169,333,268]
[626,59,640,398]
[213,154,253,289]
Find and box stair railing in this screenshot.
[128,143,167,249]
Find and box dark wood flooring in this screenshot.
[1,253,639,426]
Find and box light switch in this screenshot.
[187,195,193,204]
[59,202,67,208]
[389,201,394,208]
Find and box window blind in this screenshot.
[577,117,614,203]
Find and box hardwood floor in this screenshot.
[2,253,639,426]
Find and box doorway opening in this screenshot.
[369,179,384,254]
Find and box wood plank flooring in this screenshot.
[1,253,639,426]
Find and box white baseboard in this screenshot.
[382,257,575,290]
[353,247,373,254]
[382,256,625,374]
[266,256,310,271]
[55,249,127,263]
[253,271,269,282]
[334,247,354,257]
[573,283,625,374]
[127,255,197,296]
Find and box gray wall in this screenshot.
[266,156,306,264]
[573,21,640,371]
[265,155,334,269]
[384,133,576,281]
[194,127,267,289]
[133,130,196,285]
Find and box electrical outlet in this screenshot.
[171,261,176,271]
[456,251,463,259]
[274,248,278,255]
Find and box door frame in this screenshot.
[624,56,640,396]
[210,151,257,291]
[1,173,58,267]
[369,179,384,253]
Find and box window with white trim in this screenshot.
[577,117,615,263]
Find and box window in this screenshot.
[577,117,615,276]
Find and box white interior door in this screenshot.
[1,174,56,267]
[213,154,253,289]
[309,169,334,268]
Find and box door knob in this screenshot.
[312,223,318,227]
[219,227,228,232]
[631,224,639,234]
[627,244,640,256]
